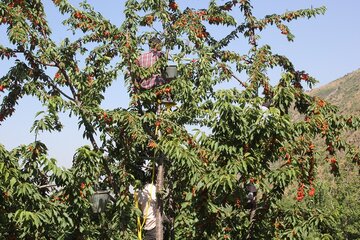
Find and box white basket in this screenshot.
[165,65,177,79]
[90,190,110,213]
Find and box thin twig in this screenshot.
[231,73,248,88]
[38,183,57,189]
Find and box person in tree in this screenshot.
[136,169,170,240]
[137,166,171,240]
[136,36,167,89]
[135,36,173,103]
[137,181,157,240]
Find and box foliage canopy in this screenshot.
[0,0,359,239]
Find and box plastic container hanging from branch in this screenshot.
[90,190,110,213]
[165,65,177,79]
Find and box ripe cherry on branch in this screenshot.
[54,72,61,79]
[296,183,305,201]
[169,2,178,11]
[308,186,315,197]
[147,140,157,149]
[73,11,84,19]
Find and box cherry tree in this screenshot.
[0,0,359,239]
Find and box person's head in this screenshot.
[149,36,162,51]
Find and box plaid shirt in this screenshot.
[136,50,166,89]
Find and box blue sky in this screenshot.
[1,0,359,168]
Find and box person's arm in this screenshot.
[137,188,147,210]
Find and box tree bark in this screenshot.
[246,200,257,240]
[156,159,164,240]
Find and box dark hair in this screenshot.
[149,36,162,49]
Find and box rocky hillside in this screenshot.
[308,68,360,145]
[309,68,360,115]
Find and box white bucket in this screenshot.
[165,65,177,79]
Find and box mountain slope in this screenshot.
[308,68,360,146]
[309,68,360,115]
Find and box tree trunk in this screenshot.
[156,160,164,240]
[246,201,257,240]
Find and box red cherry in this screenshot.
[54,72,61,79]
[308,187,315,197]
[169,2,178,10]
